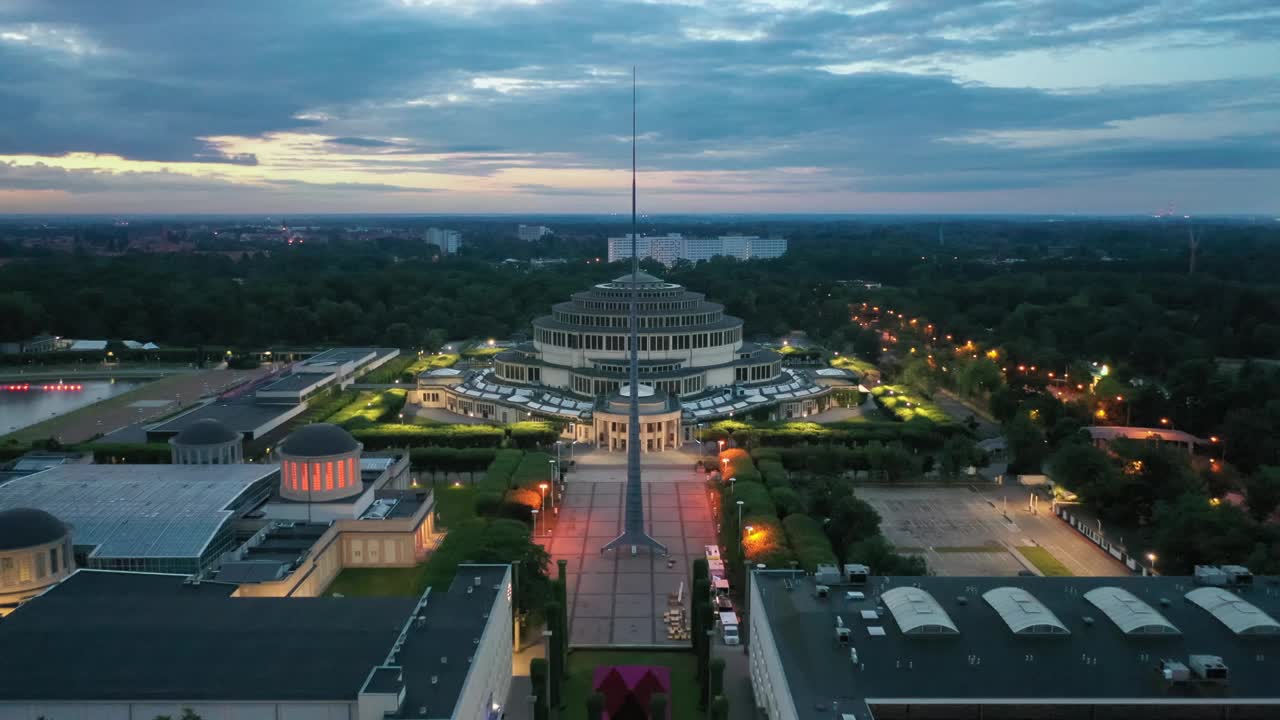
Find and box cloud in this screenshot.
[0,0,1277,211]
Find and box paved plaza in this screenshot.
[544,460,715,647]
[858,485,1129,577]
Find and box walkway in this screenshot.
[544,464,714,646]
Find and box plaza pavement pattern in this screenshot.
[543,460,716,647]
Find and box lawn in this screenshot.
[326,388,408,428]
[869,384,951,424]
[402,353,460,379]
[327,518,488,597]
[356,354,417,384]
[830,355,879,375]
[560,650,701,720]
[431,483,477,529]
[1016,545,1074,576]
[462,345,504,359]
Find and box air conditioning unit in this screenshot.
[1188,655,1229,684]
[1158,659,1190,683]
[1221,565,1253,586]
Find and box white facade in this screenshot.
[425,227,461,254]
[748,573,801,720]
[608,234,788,266]
[517,224,551,241]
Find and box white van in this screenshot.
[719,611,740,645]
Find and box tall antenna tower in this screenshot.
[602,69,667,557]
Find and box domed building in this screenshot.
[413,272,841,450]
[0,508,74,616]
[169,418,243,464]
[277,423,363,502]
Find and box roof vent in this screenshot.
[1082,616,1094,626]
[440,655,448,664]
[1159,597,1171,607]
[956,596,968,606]
[1188,655,1229,684]
[474,575,482,586]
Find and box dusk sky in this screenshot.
[1,0,1277,215]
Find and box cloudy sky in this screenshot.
[1,0,1277,214]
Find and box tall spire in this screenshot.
[602,69,666,557]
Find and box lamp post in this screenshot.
[540,482,553,514]
[532,508,540,537]
[721,457,729,479]
[698,423,704,460]
[730,477,736,495]
[743,524,754,557]
[1147,552,1157,576]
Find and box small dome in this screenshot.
[0,508,67,550]
[172,418,240,446]
[280,423,360,457]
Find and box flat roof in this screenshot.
[387,565,510,718]
[753,573,1280,714]
[0,464,277,560]
[146,400,300,439]
[258,372,334,392]
[0,570,415,701]
[1085,425,1205,445]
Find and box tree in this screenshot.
[587,693,605,720]
[650,692,668,720]
[1005,412,1047,474]
[826,495,881,553]
[709,657,726,703]
[940,435,979,479]
[529,658,549,720]
[710,695,730,720]
[1244,467,1280,523]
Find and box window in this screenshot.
[50,546,59,574]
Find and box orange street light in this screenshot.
[1210,435,1220,443]
[1159,418,1169,426]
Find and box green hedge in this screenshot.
[508,421,560,449]
[299,389,359,423]
[709,418,954,451]
[782,514,838,572]
[409,447,497,473]
[85,443,173,464]
[480,449,524,494]
[351,423,505,449]
[758,459,791,489]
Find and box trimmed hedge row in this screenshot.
[329,389,408,429]
[508,421,561,449]
[757,458,791,489]
[88,443,173,464]
[351,423,505,449]
[782,513,838,572]
[705,418,956,451]
[409,447,497,474]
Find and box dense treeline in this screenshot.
[8,218,1275,353]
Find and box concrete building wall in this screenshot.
[748,574,801,720]
[452,567,514,720]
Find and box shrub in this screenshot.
[475,492,504,517]
[409,447,497,475]
[86,443,172,464]
[506,487,543,511]
[770,487,803,516]
[782,514,838,572]
[481,449,524,493]
[758,459,791,488]
[351,423,505,449]
[508,421,560,449]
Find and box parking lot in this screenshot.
[858,485,1129,577]
[542,464,715,647]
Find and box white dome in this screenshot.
[618,384,655,398]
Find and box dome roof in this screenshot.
[280,423,360,457]
[0,508,67,550]
[172,418,240,446]
[611,271,666,285]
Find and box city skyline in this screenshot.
[1,1,1278,214]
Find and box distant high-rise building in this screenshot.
[425,227,460,254]
[607,234,787,266]
[517,224,552,242]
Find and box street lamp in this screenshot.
[730,477,736,495]
[540,482,553,514]
[743,524,754,556]
[1147,552,1158,575]
[718,439,725,454]
[531,508,540,536]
